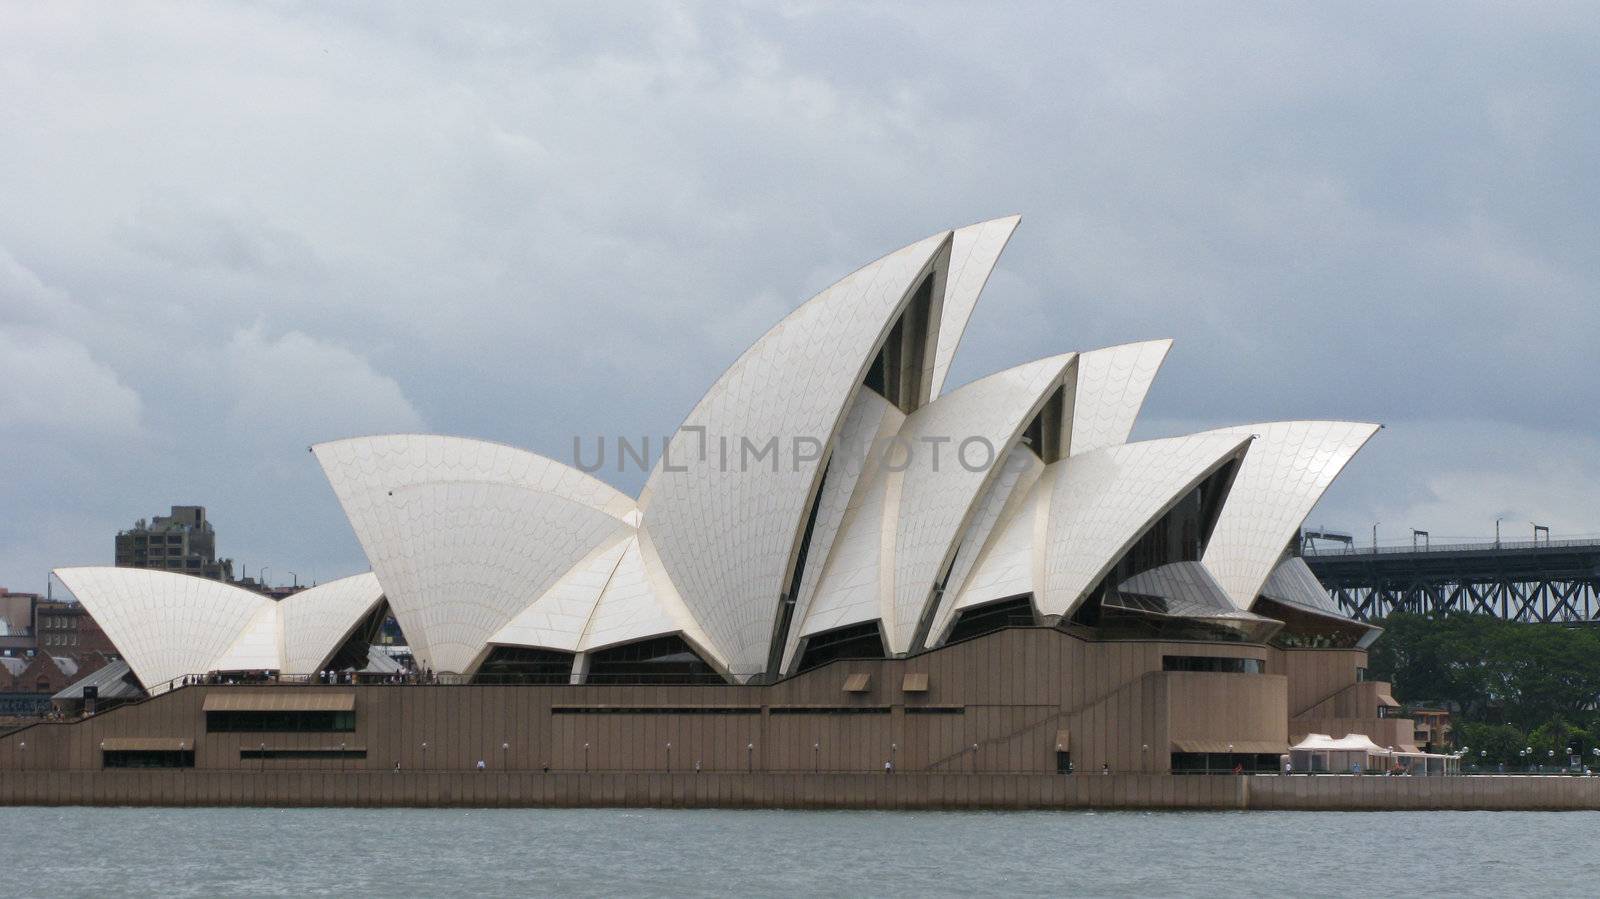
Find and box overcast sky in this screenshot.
[3,2,1597,592]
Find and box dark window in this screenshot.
[587,635,720,684]
[474,646,573,684]
[1356,666,1367,682]
[1162,656,1264,674]
[103,750,194,769]
[796,621,885,672]
[1170,752,1280,774]
[768,706,892,715]
[1056,751,1072,773]
[551,706,760,715]
[206,710,355,732]
[945,595,1036,644]
[240,748,367,760]
[904,706,964,715]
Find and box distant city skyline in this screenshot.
[4,4,1598,592]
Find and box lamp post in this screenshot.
[971,743,979,773]
[666,742,672,773]
[584,742,590,773]
[747,742,754,773]
[17,742,24,772]
[259,742,266,772]
[1142,744,1149,773]
[421,741,428,770]
[1228,743,1235,775]
[340,741,347,773]
[502,742,509,770]
[891,742,898,772]
[813,742,820,774]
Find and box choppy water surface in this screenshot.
[2,806,1595,896]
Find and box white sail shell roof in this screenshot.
[640,229,952,676]
[928,215,1022,398]
[928,446,1048,642]
[51,568,385,694]
[791,354,1072,660]
[1200,421,1380,608]
[1067,339,1172,456]
[1038,432,1253,618]
[54,567,272,695]
[280,571,387,674]
[888,353,1075,652]
[488,537,630,653]
[777,388,906,672]
[312,434,637,674]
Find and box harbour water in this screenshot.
[3,807,1596,896]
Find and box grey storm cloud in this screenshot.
[1,1,1597,591]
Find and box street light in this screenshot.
[584,742,590,773]
[813,742,820,773]
[17,742,24,772]
[666,741,672,773]
[502,742,509,769]
[747,742,755,773]
[421,741,428,770]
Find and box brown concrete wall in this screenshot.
[0,629,1292,786]
[4,770,1598,811]
[1166,672,1287,748]
[1271,648,1368,717]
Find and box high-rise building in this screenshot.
[114,506,234,581]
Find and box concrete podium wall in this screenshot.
[4,771,1598,811]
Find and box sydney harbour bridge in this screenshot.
[1300,530,1600,624]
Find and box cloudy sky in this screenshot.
[2,2,1597,592]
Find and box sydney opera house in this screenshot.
[1,217,1412,786]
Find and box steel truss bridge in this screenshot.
[1301,538,1600,623]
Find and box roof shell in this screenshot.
[1199,421,1379,608]
[51,568,387,692]
[1067,339,1173,456]
[640,229,952,675]
[52,567,271,695]
[927,215,1022,398]
[1038,432,1253,618]
[790,354,1073,660]
[279,571,386,673]
[888,352,1076,652]
[312,434,636,673]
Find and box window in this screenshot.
[552,706,760,716]
[945,595,1036,644]
[1056,751,1072,773]
[103,750,194,769]
[587,635,719,684]
[207,710,355,733]
[1162,656,1264,674]
[1170,752,1280,774]
[796,622,886,672]
[768,706,891,715]
[240,748,367,760]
